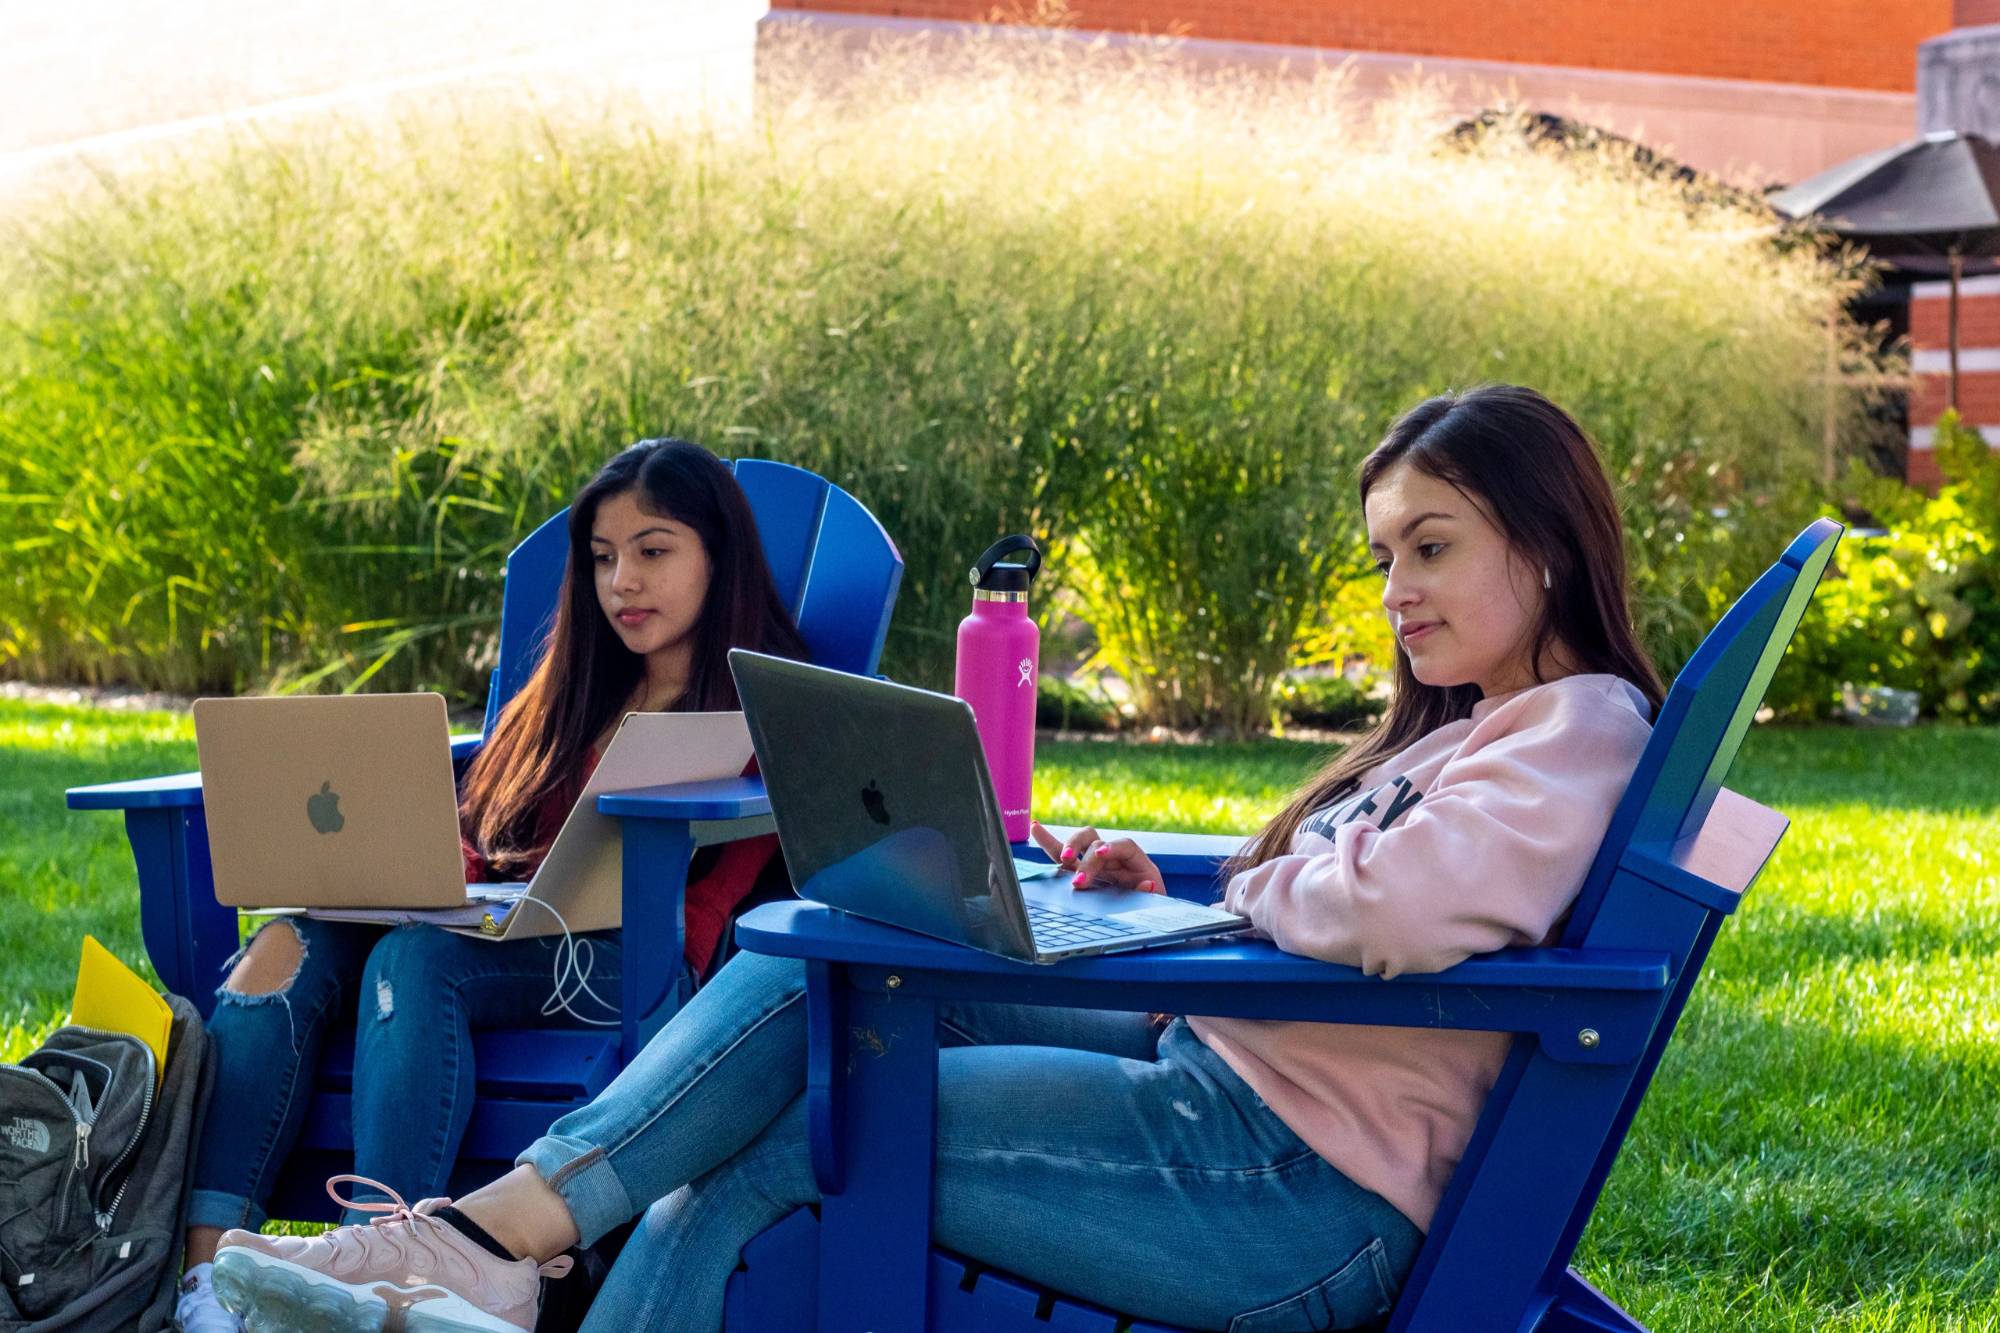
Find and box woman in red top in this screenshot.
[175,440,807,1333]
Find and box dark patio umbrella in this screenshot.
[1771,130,2000,409]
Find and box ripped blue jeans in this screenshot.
[186,916,622,1232]
[522,950,1423,1333]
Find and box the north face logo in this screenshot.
[3,1117,52,1154]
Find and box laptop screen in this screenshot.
[730,651,1038,959]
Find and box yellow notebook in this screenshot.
[71,936,172,1085]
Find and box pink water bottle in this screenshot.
[955,535,1042,843]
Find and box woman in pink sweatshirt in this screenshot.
[212,385,1666,1333]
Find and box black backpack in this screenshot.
[0,996,211,1332]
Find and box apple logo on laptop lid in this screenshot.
[307,780,345,834]
[861,779,891,826]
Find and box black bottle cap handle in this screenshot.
[970,534,1042,588]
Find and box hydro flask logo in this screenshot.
[1017,658,1034,688]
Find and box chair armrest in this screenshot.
[67,772,205,810]
[63,777,234,1009]
[1620,788,1788,915]
[736,901,1671,1065]
[744,900,1675,1208]
[596,776,771,822]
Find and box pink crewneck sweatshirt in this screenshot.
[1188,673,1653,1231]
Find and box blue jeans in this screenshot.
[519,950,1422,1333]
[187,917,622,1231]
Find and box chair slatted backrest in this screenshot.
[482,460,903,734]
[1390,518,1841,1329]
[1561,517,1842,948]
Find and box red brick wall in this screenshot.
[1911,6,2000,486]
[1913,365,2000,424]
[774,0,1952,92]
[1912,294,2000,347]
[1909,281,2000,489]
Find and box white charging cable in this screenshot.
[505,895,621,1028]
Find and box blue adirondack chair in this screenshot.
[724,518,1841,1333]
[65,459,902,1221]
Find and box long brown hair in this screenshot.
[459,440,809,877]
[1235,385,1666,871]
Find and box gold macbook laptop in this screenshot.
[194,694,480,911]
[194,696,760,939]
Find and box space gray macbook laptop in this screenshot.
[729,650,1250,964]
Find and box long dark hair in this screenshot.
[1236,385,1666,870]
[460,440,809,876]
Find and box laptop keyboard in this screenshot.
[1024,903,1148,949]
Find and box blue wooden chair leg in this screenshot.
[127,805,236,1014]
[620,819,697,1065]
[812,962,938,1333]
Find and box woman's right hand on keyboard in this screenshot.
[1030,822,1165,895]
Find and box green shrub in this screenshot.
[1035,674,1124,732]
[1274,672,1385,731]
[0,36,1882,720]
[1771,413,2000,721]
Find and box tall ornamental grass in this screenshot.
[0,33,1884,719]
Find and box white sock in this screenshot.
[177,1263,243,1333]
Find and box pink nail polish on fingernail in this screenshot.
[1072,872,1088,887]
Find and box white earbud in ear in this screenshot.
[1543,567,1553,590]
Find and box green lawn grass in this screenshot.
[2,700,1995,1329]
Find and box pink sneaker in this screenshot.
[210,1175,573,1333]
